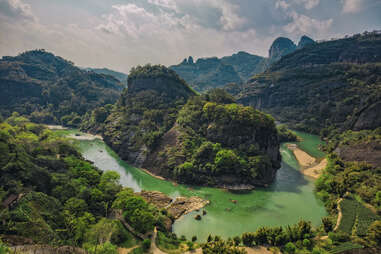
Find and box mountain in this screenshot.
[170,52,267,92]
[170,35,314,92]
[82,65,281,188]
[297,35,315,49]
[84,67,128,84]
[0,50,123,126]
[268,37,296,62]
[229,32,381,134]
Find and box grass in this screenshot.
[156,231,186,254]
[329,242,363,254]
[337,197,380,236]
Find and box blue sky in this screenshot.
[0,0,380,72]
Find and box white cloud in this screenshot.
[283,11,333,36]
[341,0,363,13]
[295,0,320,9]
[0,0,36,21]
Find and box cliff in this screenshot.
[230,32,381,134]
[93,65,281,187]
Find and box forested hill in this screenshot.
[0,50,123,126]
[82,65,281,188]
[170,35,315,92]
[230,32,381,135]
[84,67,128,84]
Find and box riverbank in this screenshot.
[286,144,326,179]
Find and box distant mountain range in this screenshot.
[170,35,315,92]
[84,67,128,85]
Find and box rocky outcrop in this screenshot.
[268,37,296,62]
[137,191,210,219]
[297,35,315,49]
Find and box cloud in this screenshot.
[0,0,36,21]
[283,11,333,36]
[295,0,320,9]
[341,0,364,13]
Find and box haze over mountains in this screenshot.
[170,35,315,92]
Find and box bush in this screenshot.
[284,242,296,253]
[142,239,151,252]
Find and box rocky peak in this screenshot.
[268,37,296,62]
[297,35,315,49]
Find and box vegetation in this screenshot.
[0,115,168,251]
[85,64,280,187]
[277,125,299,142]
[232,32,381,134]
[0,50,123,127]
[150,89,280,186]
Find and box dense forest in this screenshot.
[82,65,281,188]
[0,115,186,253]
[0,50,123,127]
[230,32,381,135]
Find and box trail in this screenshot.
[334,198,343,231]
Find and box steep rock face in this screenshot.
[102,65,195,166]
[268,37,296,62]
[297,35,315,49]
[0,50,123,125]
[143,91,281,187]
[231,32,381,134]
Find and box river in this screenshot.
[60,129,327,241]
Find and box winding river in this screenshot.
[63,130,327,241]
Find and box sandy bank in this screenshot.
[286,144,327,179]
[45,125,68,130]
[303,158,327,179]
[67,133,103,141]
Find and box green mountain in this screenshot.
[83,65,281,188]
[84,67,128,85]
[170,36,314,92]
[0,50,123,126]
[230,32,381,134]
[0,116,171,248]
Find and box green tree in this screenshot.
[367,220,381,246]
[284,242,296,254]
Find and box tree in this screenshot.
[284,242,296,254]
[142,239,151,252]
[241,232,255,247]
[192,236,197,242]
[322,217,333,233]
[367,220,381,246]
[233,236,241,246]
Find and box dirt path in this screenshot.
[243,246,274,254]
[118,246,138,254]
[151,227,167,254]
[334,198,343,231]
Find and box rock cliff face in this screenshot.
[99,65,281,188]
[230,32,381,134]
[297,35,315,49]
[101,65,195,166]
[268,37,296,62]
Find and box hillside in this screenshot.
[170,36,314,92]
[0,115,169,249]
[83,65,281,188]
[84,67,128,84]
[0,50,123,127]
[231,32,381,134]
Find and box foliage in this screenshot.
[157,90,279,185]
[202,237,247,254]
[277,125,299,143]
[233,33,381,134]
[0,117,148,248]
[170,52,266,92]
[142,239,151,252]
[0,50,123,127]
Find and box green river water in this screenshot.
[68,131,326,241]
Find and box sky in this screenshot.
[0,0,380,73]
